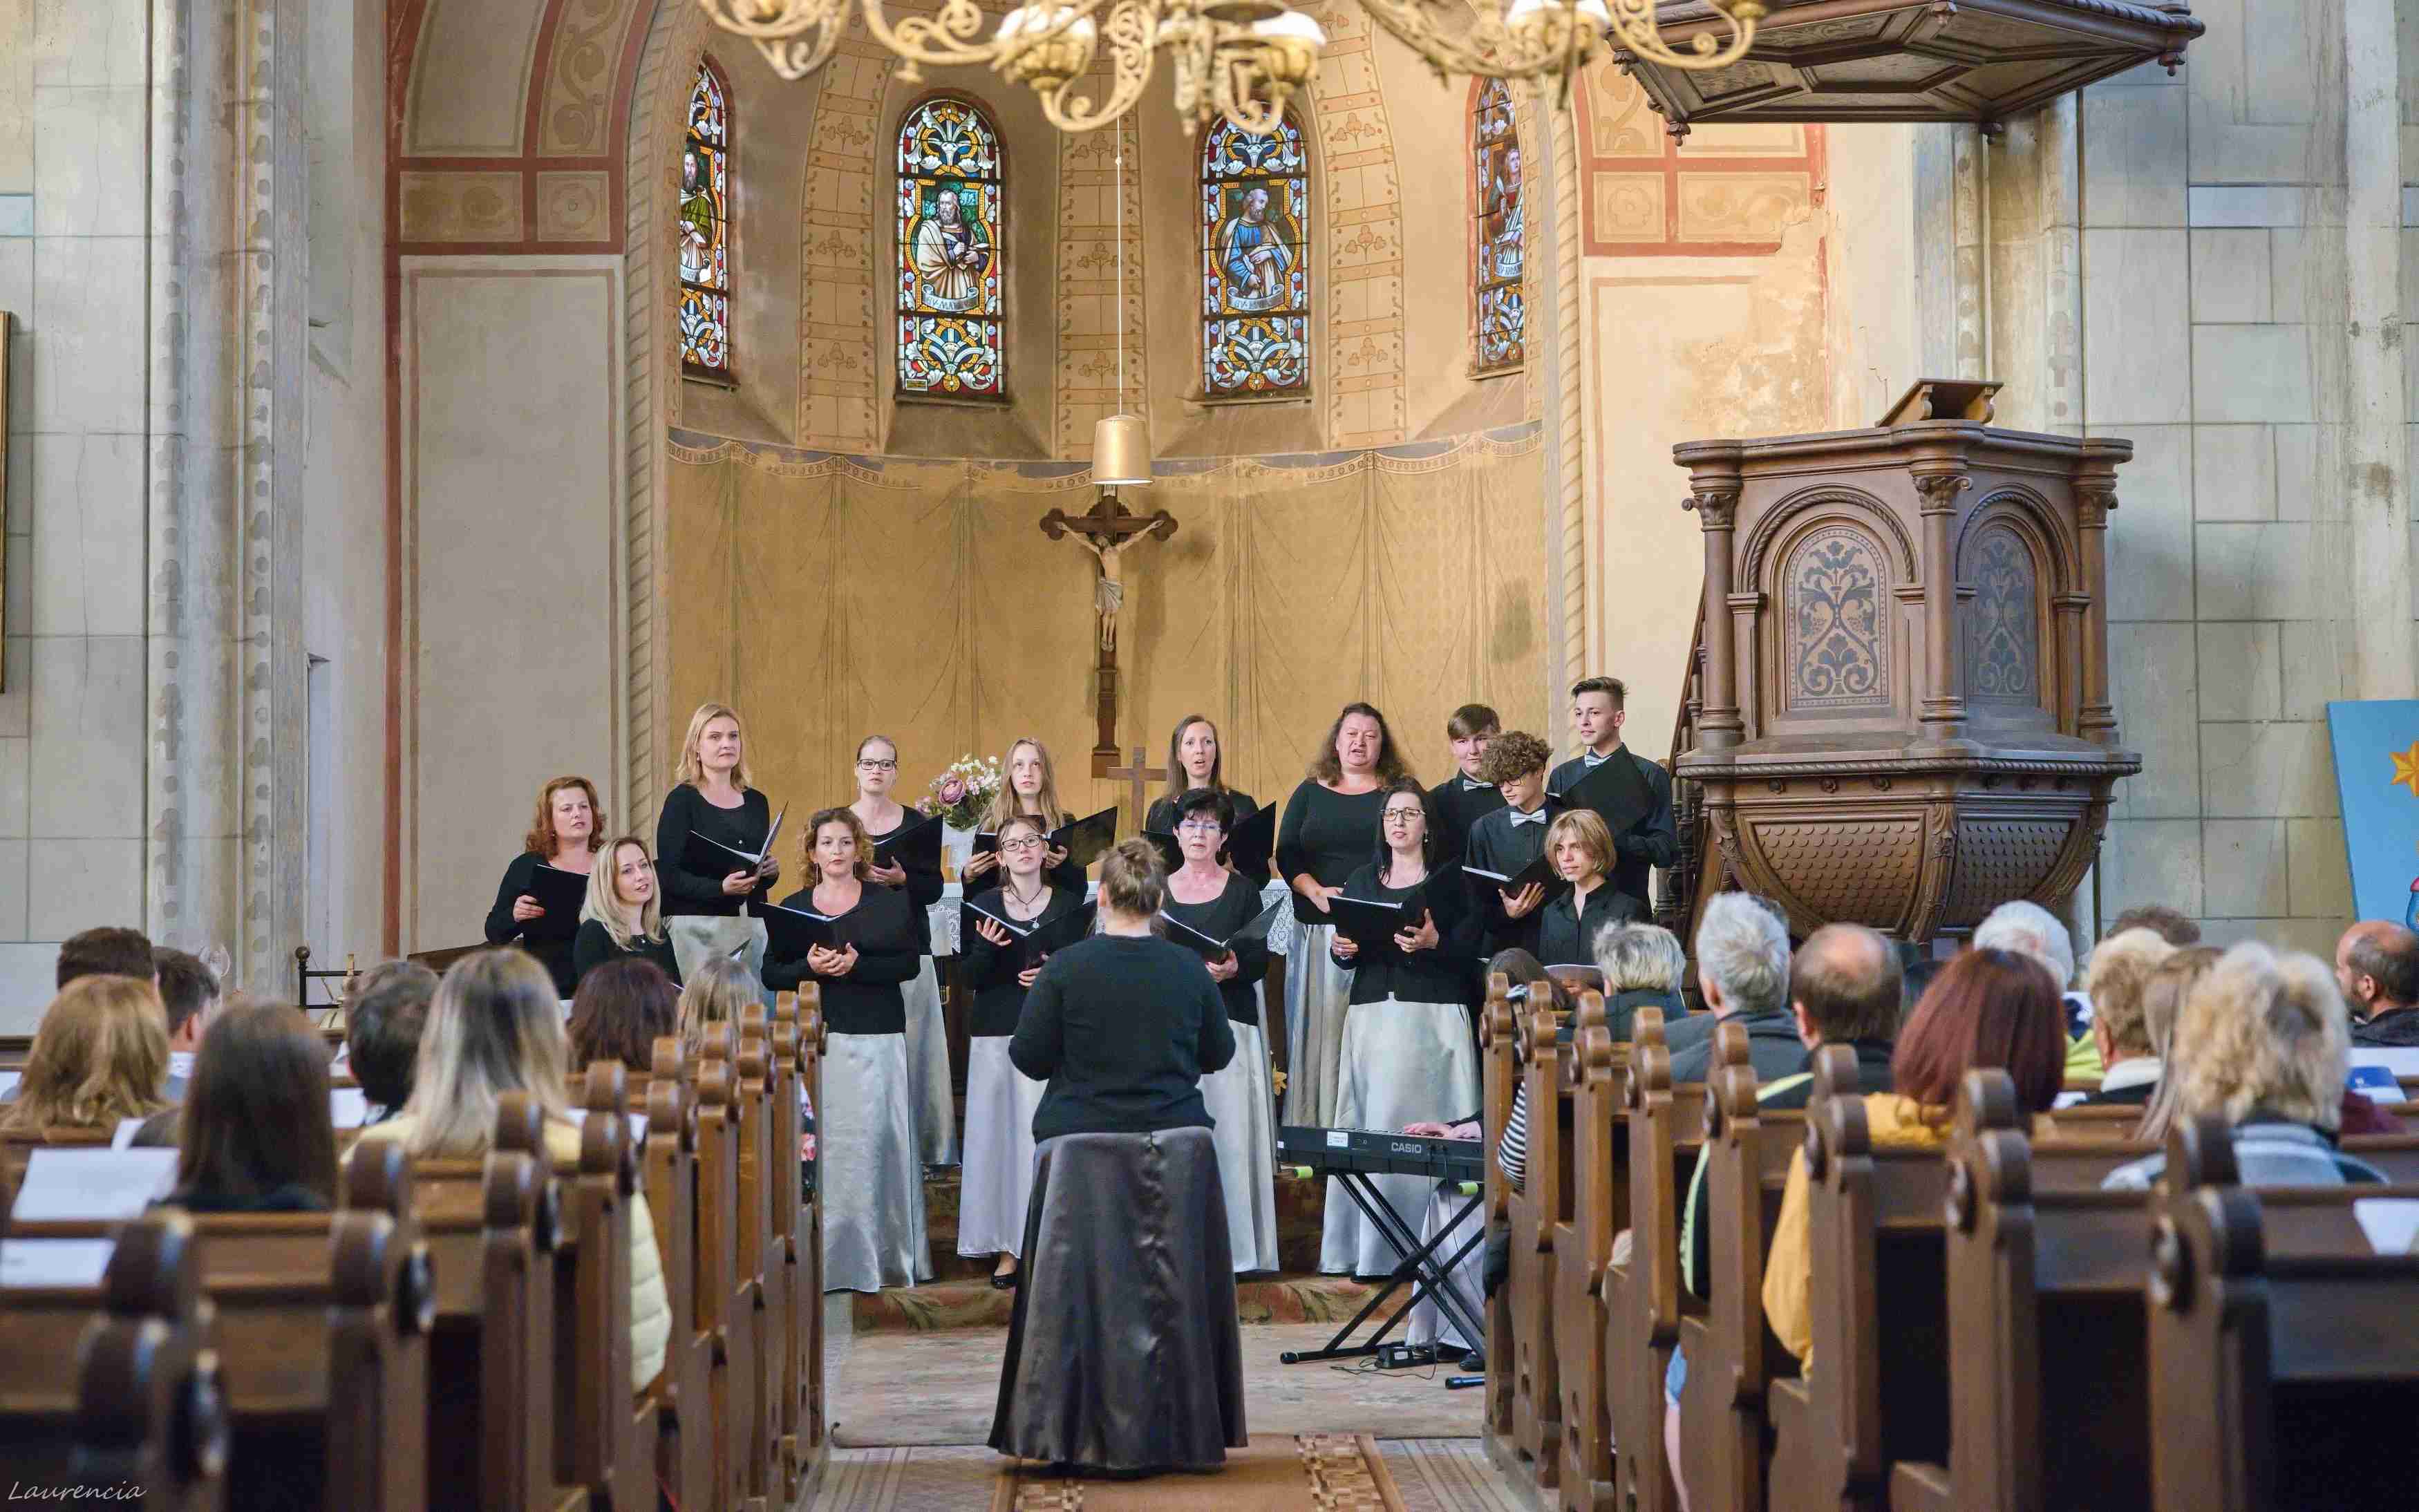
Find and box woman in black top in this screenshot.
[849,734,954,1169]
[655,701,779,987]
[762,808,930,1294]
[1535,809,1643,969]
[1144,714,1265,887]
[483,775,603,997]
[959,815,1080,1286]
[572,836,681,986]
[1320,780,1483,1278]
[964,737,1084,894]
[1274,701,1409,1125]
[1160,788,1279,1273]
[992,839,1245,1475]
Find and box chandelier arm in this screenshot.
[1039,1,1159,131]
[753,21,849,81]
[855,0,1118,68]
[1607,0,1761,70]
[1346,0,1548,79]
[695,0,844,41]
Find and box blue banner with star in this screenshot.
[2326,700,2419,927]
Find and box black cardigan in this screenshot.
[961,882,1089,1038]
[654,785,773,918]
[1159,871,1273,1026]
[863,809,945,954]
[760,884,921,1034]
[572,918,681,988]
[1010,934,1235,1142]
[1331,862,1483,1008]
[482,853,581,997]
[1274,781,1388,925]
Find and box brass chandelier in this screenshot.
[696,0,1767,135]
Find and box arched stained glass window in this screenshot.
[678,59,733,379]
[1473,79,1525,372]
[896,97,1004,397]
[1201,115,1309,397]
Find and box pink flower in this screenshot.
[936,775,968,806]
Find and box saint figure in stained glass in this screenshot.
[1474,79,1525,372]
[1200,115,1310,397]
[896,97,1004,397]
[678,59,732,378]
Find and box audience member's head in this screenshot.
[1594,923,1686,998]
[2109,905,2201,947]
[1789,923,1903,1049]
[2334,920,2419,1019]
[1099,835,1168,921]
[1693,891,1791,1020]
[1973,900,2076,989]
[571,958,680,1074]
[173,1001,338,1208]
[153,947,222,1052]
[345,960,438,1116]
[677,954,760,1059]
[2084,927,2179,1066]
[2132,946,2223,1141]
[3,974,171,1131]
[1890,947,2067,1120]
[2172,942,2351,1135]
[393,948,572,1157]
[57,927,157,990]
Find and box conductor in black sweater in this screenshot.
[991,838,1248,1476]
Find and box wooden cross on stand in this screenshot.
[1104,746,1167,834]
[1039,495,1176,777]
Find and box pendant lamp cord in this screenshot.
[1114,134,1127,412]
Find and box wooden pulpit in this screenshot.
[1670,384,2140,941]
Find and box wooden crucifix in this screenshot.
[1040,496,1177,774]
[1104,746,1167,832]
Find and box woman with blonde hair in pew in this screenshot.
[368,947,670,1390]
[1,974,171,1135]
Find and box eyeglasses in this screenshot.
[1382,809,1423,826]
[1176,818,1224,833]
[999,836,1048,853]
[856,758,898,771]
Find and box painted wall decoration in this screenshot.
[1472,78,1525,372]
[678,59,733,377]
[2327,700,2419,927]
[897,97,1005,397]
[1201,114,1310,397]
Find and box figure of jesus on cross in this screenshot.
[1042,497,1176,772]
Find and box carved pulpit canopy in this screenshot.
[1671,386,2142,942]
[1622,1,2204,138]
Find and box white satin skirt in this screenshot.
[1318,996,1480,1278]
[1282,923,1354,1127]
[1405,1184,1488,1353]
[819,1031,932,1294]
[957,1034,1045,1258]
[902,956,958,1166]
[1199,1004,1280,1274]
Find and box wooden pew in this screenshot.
[1550,991,1619,1512]
[1888,1071,2158,1512]
[11,1211,229,1511]
[550,1063,655,1512]
[771,990,828,1490]
[1505,981,1572,1488]
[1767,1046,1952,1512]
[1,1125,113,1214]
[734,1010,783,1509]
[1676,1039,1807,1512]
[1604,1010,1705,1512]
[2147,1117,2419,1511]
[1480,976,1518,1447]
[631,1037,713,1512]
[690,1024,756,1512]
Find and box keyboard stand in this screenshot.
[1280,1176,1487,1366]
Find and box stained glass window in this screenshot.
[1200,115,1309,398]
[1473,79,1525,372]
[896,97,1004,397]
[679,59,733,379]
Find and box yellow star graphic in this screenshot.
[2393,742,2419,798]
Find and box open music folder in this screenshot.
[969,804,1121,871]
[1158,897,1286,961]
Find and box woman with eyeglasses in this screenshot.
[1319,779,1480,1278]
[959,813,1087,1287]
[849,735,955,1169]
[1159,787,1280,1273]
[1274,702,1409,1126]
[763,808,932,1293]
[1144,715,1265,888]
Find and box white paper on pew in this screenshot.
[0,1070,19,1102]
[2353,1198,2419,1255]
[2052,1090,2089,1110]
[2346,1064,2407,1104]
[330,1087,372,1128]
[111,1117,148,1150]
[2349,1048,2419,1078]
[0,1238,117,1288]
[13,1149,178,1220]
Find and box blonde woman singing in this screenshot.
[654,701,780,987]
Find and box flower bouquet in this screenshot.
[917,753,1003,832]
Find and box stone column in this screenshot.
[2342,0,2414,698]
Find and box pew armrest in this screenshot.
[1888,1459,1952,1512]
